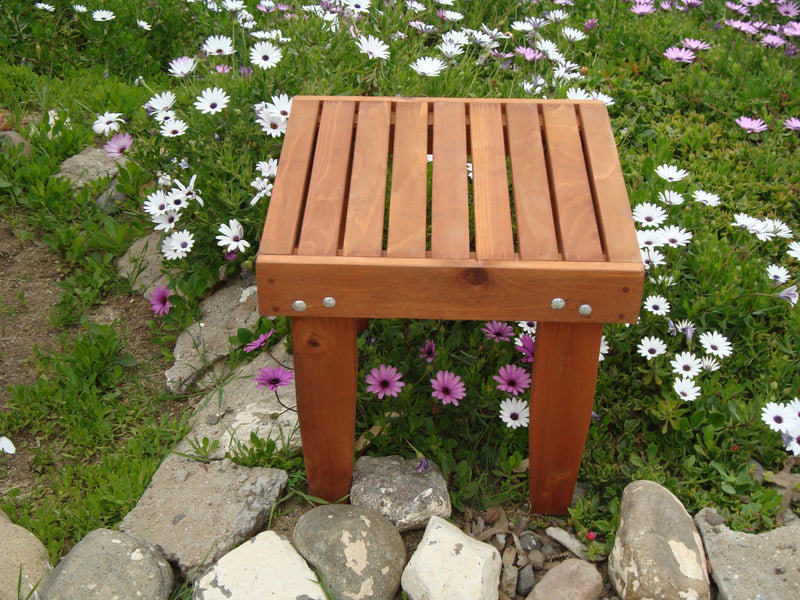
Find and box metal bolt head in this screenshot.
[550,297,566,310]
[292,300,307,312]
[578,304,592,316]
[322,296,336,308]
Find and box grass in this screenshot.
[0,0,798,579]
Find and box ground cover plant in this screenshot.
[1,0,799,576]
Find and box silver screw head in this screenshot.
[292,300,307,312]
[578,304,592,316]
[322,297,336,308]
[550,297,566,310]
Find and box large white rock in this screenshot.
[401,515,501,600]
[193,531,325,600]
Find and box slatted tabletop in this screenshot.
[257,96,643,323]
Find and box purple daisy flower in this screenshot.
[663,46,696,62]
[735,116,768,133]
[103,132,133,158]
[419,339,436,363]
[430,370,466,406]
[254,365,294,390]
[365,365,405,399]
[415,457,430,473]
[515,334,536,363]
[493,364,532,396]
[481,321,514,342]
[784,117,800,131]
[148,285,172,316]
[244,330,275,352]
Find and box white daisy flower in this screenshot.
[516,321,537,336]
[655,164,689,182]
[438,41,465,59]
[152,210,180,232]
[162,230,195,260]
[546,9,570,23]
[144,91,176,115]
[410,57,447,76]
[356,35,390,60]
[92,9,115,21]
[256,158,279,179]
[699,331,733,358]
[787,241,800,261]
[194,87,230,115]
[599,335,609,361]
[644,294,670,316]
[160,118,188,137]
[250,41,282,69]
[674,319,696,339]
[92,112,124,137]
[72,4,87,13]
[566,87,593,101]
[640,247,666,270]
[410,21,438,34]
[170,175,203,207]
[137,19,151,30]
[143,190,171,216]
[250,177,273,205]
[562,26,586,42]
[692,190,720,206]
[168,56,197,78]
[699,356,720,372]
[591,91,615,106]
[761,402,798,433]
[632,203,667,228]
[202,35,235,56]
[637,229,665,248]
[35,3,55,11]
[637,336,667,360]
[256,113,288,137]
[670,351,702,378]
[658,190,685,205]
[216,219,251,253]
[499,398,530,429]
[766,264,790,285]
[674,377,701,401]
[656,225,693,247]
[405,0,425,11]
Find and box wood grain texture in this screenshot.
[298,100,356,256]
[343,101,391,257]
[292,316,359,503]
[431,101,470,259]
[258,98,320,255]
[255,255,643,322]
[469,102,515,260]
[528,322,603,514]
[541,103,605,262]
[387,101,428,258]
[506,103,560,261]
[578,103,642,264]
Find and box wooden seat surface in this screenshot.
[257,96,643,322]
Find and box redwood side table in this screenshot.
[256,96,643,514]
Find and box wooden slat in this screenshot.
[505,103,560,261]
[387,102,428,257]
[258,98,320,255]
[578,103,642,264]
[297,100,356,257]
[431,102,470,259]
[541,104,605,262]
[469,103,515,260]
[255,254,644,322]
[343,101,391,257]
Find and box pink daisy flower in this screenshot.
[431,370,466,406]
[493,364,532,396]
[365,365,405,399]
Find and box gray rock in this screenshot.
[519,531,538,552]
[546,526,590,559]
[37,528,171,600]
[165,279,262,393]
[193,531,325,600]
[293,504,405,600]
[173,342,299,461]
[117,231,169,298]
[0,516,53,600]
[401,515,501,600]
[56,146,127,208]
[0,131,32,157]
[119,454,286,578]
[516,564,536,596]
[608,480,709,600]
[350,455,451,532]
[526,558,602,600]
[527,549,545,570]
[695,506,800,600]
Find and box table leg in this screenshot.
[291,316,359,503]
[528,321,603,514]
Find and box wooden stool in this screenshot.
[256,96,643,514]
